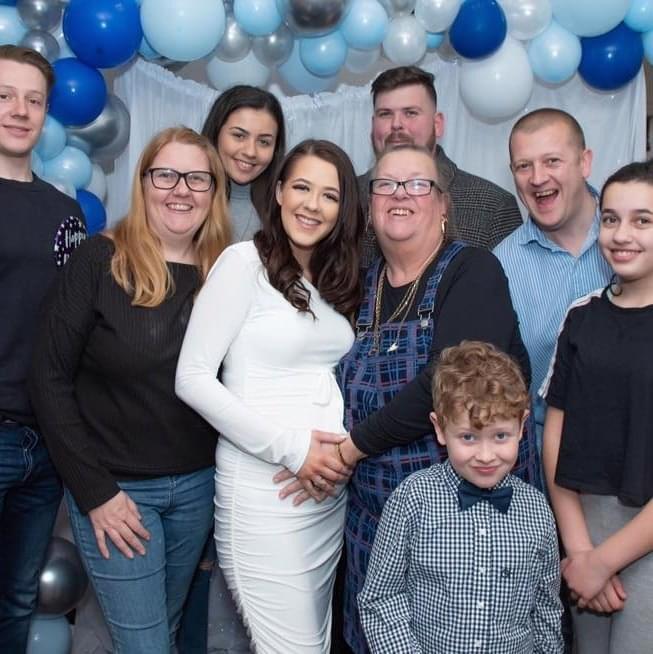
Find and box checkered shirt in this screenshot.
[358,461,563,654]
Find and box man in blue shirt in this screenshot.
[494,108,611,453]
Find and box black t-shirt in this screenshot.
[546,288,653,507]
[0,175,85,425]
[351,246,531,455]
[29,236,218,513]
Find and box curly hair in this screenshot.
[432,341,529,430]
[254,139,363,319]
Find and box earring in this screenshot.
[441,216,447,236]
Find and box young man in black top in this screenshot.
[0,45,85,651]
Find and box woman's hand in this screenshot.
[88,491,151,560]
[583,576,627,613]
[561,548,613,603]
[273,469,328,506]
[296,430,351,486]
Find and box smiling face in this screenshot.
[600,181,653,288]
[370,148,445,252]
[0,59,47,163]
[216,107,278,185]
[275,154,340,272]
[431,411,524,489]
[144,141,213,253]
[372,83,443,156]
[510,120,592,235]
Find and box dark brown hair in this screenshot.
[254,139,363,319]
[201,85,285,219]
[600,159,653,208]
[371,66,437,109]
[0,44,55,93]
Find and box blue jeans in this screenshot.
[0,421,63,652]
[67,467,215,654]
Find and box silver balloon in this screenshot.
[383,14,427,65]
[66,94,131,162]
[277,0,351,36]
[344,46,381,75]
[16,0,62,32]
[414,0,462,33]
[499,0,552,41]
[37,537,88,616]
[216,13,251,62]
[252,24,294,66]
[19,29,60,62]
[379,0,417,16]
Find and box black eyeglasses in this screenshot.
[369,178,444,197]
[145,168,215,192]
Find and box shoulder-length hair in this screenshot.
[201,85,286,219]
[108,126,230,308]
[254,139,363,319]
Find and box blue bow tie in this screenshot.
[458,479,513,514]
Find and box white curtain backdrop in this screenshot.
[107,57,646,225]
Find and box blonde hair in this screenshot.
[432,341,528,429]
[108,126,231,307]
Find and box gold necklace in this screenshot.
[371,241,444,354]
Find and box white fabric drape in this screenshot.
[107,57,646,225]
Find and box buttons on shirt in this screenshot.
[476,600,484,609]
[478,566,486,575]
[474,639,483,648]
[479,527,487,536]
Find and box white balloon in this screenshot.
[85,163,107,202]
[382,14,427,65]
[206,49,270,90]
[414,0,461,34]
[344,45,381,74]
[460,35,533,121]
[499,0,552,41]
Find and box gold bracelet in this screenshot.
[336,440,350,467]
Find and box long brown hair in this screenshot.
[108,126,230,307]
[254,139,363,318]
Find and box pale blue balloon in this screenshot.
[550,0,629,38]
[340,0,388,50]
[206,50,270,90]
[0,6,27,44]
[31,150,44,177]
[138,35,160,60]
[42,145,92,189]
[140,0,226,62]
[234,0,283,37]
[300,31,347,77]
[528,19,581,84]
[278,40,335,94]
[625,0,653,33]
[426,30,445,49]
[35,115,67,161]
[642,28,653,64]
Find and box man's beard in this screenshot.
[374,131,437,156]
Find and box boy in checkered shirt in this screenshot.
[358,341,563,653]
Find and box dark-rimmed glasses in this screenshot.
[370,178,444,197]
[145,168,215,192]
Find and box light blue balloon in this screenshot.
[426,30,445,49]
[300,31,347,77]
[138,35,160,60]
[140,0,226,62]
[278,40,335,94]
[340,0,388,50]
[234,0,283,37]
[31,150,44,177]
[625,0,653,33]
[550,0,629,38]
[35,115,67,161]
[0,6,27,44]
[42,145,92,189]
[528,19,581,84]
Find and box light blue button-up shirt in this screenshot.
[493,205,612,439]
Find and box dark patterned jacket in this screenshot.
[358,145,523,268]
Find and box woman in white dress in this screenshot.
[175,139,363,653]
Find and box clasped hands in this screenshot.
[561,548,627,614]
[273,429,354,505]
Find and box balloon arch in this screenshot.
[2,0,652,233]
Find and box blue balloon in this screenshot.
[27,615,71,654]
[0,6,26,44]
[426,31,445,50]
[551,0,629,38]
[340,0,388,50]
[234,0,283,37]
[31,151,44,177]
[63,0,142,69]
[579,23,643,91]
[49,58,107,127]
[36,116,67,161]
[449,0,507,59]
[278,40,335,94]
[76,189,107,235]
[43,145,93,189]
[528,19,581,84]
[625,0,653,33]
[300,32,347,77]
